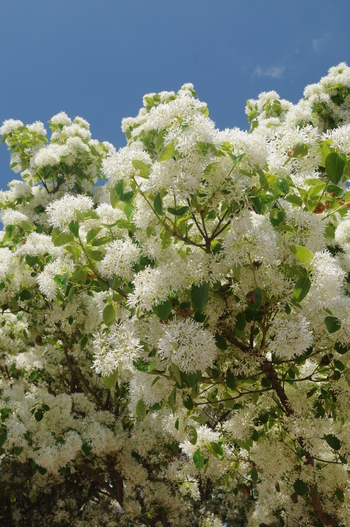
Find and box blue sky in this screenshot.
[1,0,350,189]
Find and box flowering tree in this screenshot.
[1,64,350,527]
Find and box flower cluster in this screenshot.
[1,65,350,526]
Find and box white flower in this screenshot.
[0,209,29,226]
[0,119,23,135]
[98,239,140,281]
[36,256,75,300]
[268,315,313,359]
[310,250,346,307]
[74,116,90,129]
[335,218,350,248]
[15,232,56,257]
[34,143,70,168]
[92,322,142,377]
[129,370,173,408]
[50,111,72,126]
[27,121,47,135]
[0,248,13,281]
[223,210,277,266]
[46,194,94,232]
[157,318,217,373]
[102,142,152,183]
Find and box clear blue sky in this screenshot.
[1,0,350,189]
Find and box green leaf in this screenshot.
[215,333,227,350]
[53,272,69,288]
[132,159,150,179]
[182,370,202,388]
[335,489,344,502]
[209,442,224,456]
[0,431,7,448]
[318,139,333,166]
[25,255,39,267]
[21,220,35,233]
[72,270,87,283]
[67,284,75,304]
[20,289,32,301]
[14,446,23,456]
[136,399,147,420]
[334,359,345,371]
[171,363,182,385]
[64,245,81,259]
[191,282,209,311]
[151,376,160,387]
[289,245,313,265]
[88,250,104,261]
[3,224,15,242]
[293,276,311,302]
[292,142,309,158]
[193,448,204,469]
[87,227,102,243]
[226,370,236,390]
[335,342,350,355]
[325,434,341,450]
[250,467,258,481]
[152,299,172,321]
[285,195,303,207]
[11,297,19,312]
[261,377,271,388]
[154,193,163,215]
[145,359,157,372]
[155,132,165,153]
[91,236,111,246]
[103,304,117,326]
[325,316,341,334]
[167,206,189,216]
[183,395,194,411]
[124,204,134,220]
[34,410,43,422]
[186,425,197,445]
[110,187,118,208]
[132,159,148,170]
[235,438,253,451]
[325,152,346,185]
[168,387,176,410]
[68,220,79,238]
[158,143,175,162]
[277,178,289,194]
[29,370,38,380]
[53,231,74,247]
[76,210,100,220]
[246,287,263,309]
[101,370,118,389]
[294,478,308,496]
[235,313,246,331]
[325,224,336,239]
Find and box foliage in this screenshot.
[1,65,350,526]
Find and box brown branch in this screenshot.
[209,210,229,239]
[209,218,231,239]
[75,366,105,410]
[64,349,77,394]
[195,387,273,406]
[80,464,121,504]
[57,326,105,410]
[262,359,337,527]
[220,329,250,354]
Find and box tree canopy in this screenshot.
[1,64,350,527]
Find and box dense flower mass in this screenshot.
[1,64,350,526]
